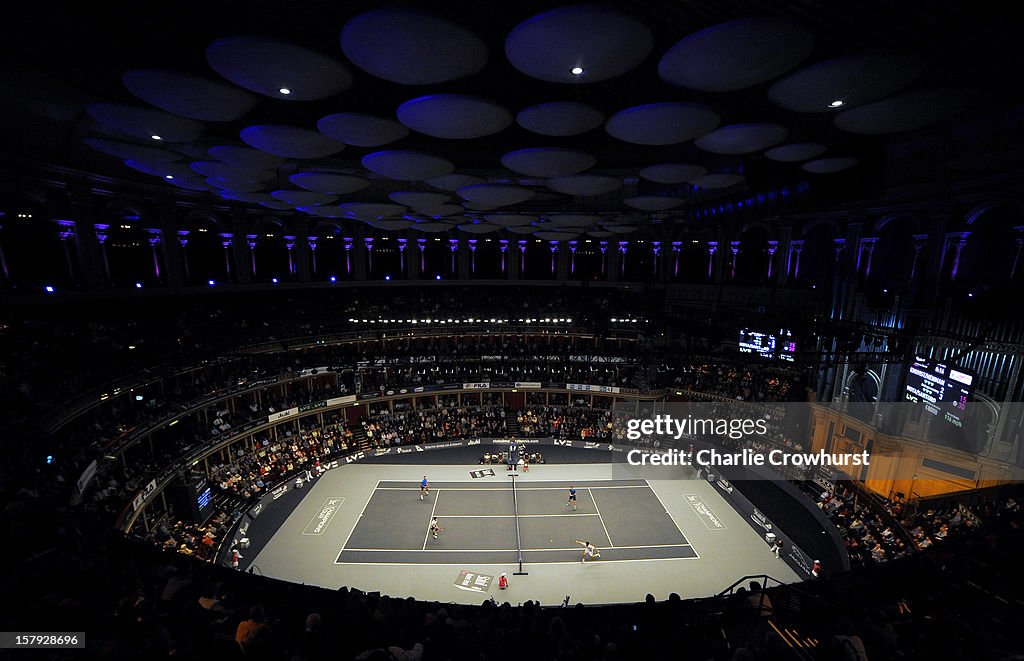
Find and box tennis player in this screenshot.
[420,476,430,501]
[430,517,444,539]
[566,486,577,511]
[575,540,601,563]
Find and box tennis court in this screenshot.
[336,478,698,564]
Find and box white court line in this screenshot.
[376,485,650,491]
[645,479,701,560]
[342,543,691,552]
[421,488,441,550]
[334,557,700,566]
[339,480,380,551]
[588,488,616,547]
[421,515,598,519]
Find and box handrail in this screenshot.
[716,573,790,596]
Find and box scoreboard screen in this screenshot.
[905,356,973,427]
[739,329,796,361]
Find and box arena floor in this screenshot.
[249,461,801,605]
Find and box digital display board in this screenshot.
[739,329,796,362]
[905,356,973,427]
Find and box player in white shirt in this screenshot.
[575,540,601,563]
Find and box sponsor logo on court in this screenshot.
[271,484,289,500]
[467,439,481,446]
[345,451,366,463]
[584,442,601,449]
[554,439,572,446]
[716,478,734,494]
[303,497,346,535]
[470,469,496,479]
[454,570,493,593]
[684,494,727,530]
[751,507,773,532]
[415,445,424,452]
[376,448,392,455]
[249,502,263,519]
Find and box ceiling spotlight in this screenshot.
[571,66,584,75]
[150,135,162,141]
[164,174,174,180]
[829,100,844,108]
[279,87,291,95]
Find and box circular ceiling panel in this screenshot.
[695,123,788,154]
[189,161,273,180]
[317,113,409,147]
[87,103,204,142]
[690,173,745,189]
[258,199,294,210]
[168,177,213,192]
[388,191,451,208]
[500,147,596,177]
[457,183,535,207]
[362,150,454,180]
[606,102,720,145]
[298,205,349,218]
[602,225,639,234]
[122,69,256,121]
[546,174,622,196]
[208,145,286,169]
[289,172,369,194]
[271,190,338,206]
[425,173,486,191]
[205,177,265,193]
[367,219,415,231]
[217,191,274,203]
[801,157,860,173]
[484,213,538,227]
[516,101,605,136]
[412,222,456,233]
[84,137,181,163]
[623,196,685,211]
[416,204,464,217]
[834,89,975,134]
[397,94,512,139]
[768,51,924,112]
[240,125,345,159]
[639,162,707,184]
[457,222,501,234]
[206,35,352,100]
[505,5,653,83]
[659,17,813,91]
[505,225,538,235]
[337,202,407,220]
[764,142,827,162]
[587,230,614,238]
[341,8,487,85]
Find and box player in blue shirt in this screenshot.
[566,486,577,511]
[420,476,430,501]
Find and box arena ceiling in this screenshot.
[0,1,1018,237]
